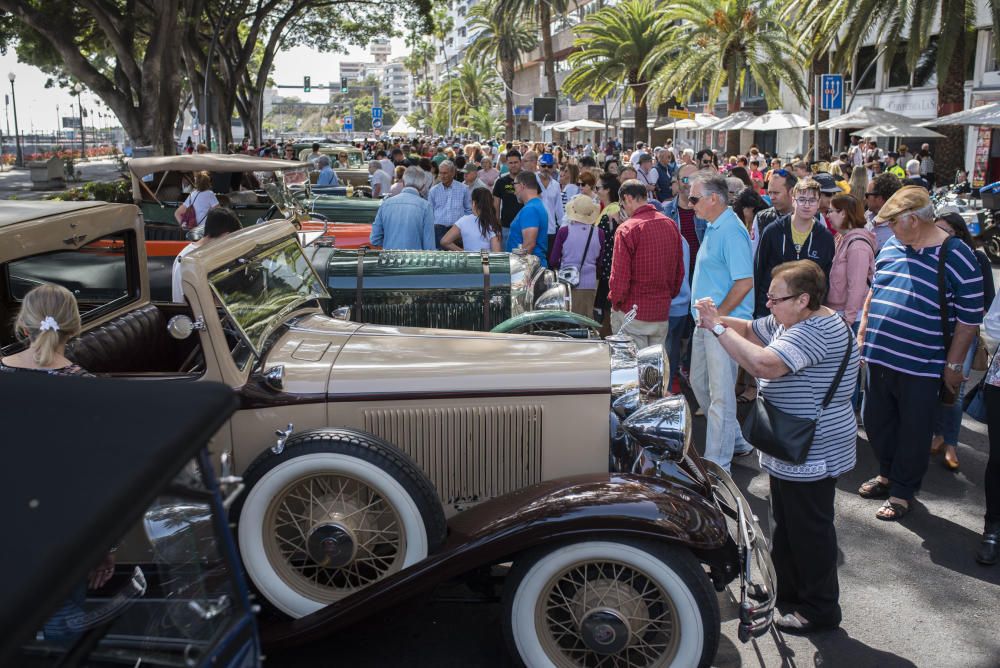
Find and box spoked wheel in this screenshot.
[504,540,719,668]
[985,231,1000,264]
[234,429,446,618]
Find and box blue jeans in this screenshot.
[933,340,978,445]
[666,313,689,390]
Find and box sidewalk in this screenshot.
[0,158,124,200]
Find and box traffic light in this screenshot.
[303,76,311,92]
[340,76,348,93]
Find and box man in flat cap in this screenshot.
[856,186,984,521]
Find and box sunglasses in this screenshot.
[772,168,791,178]
[688,195,702,204]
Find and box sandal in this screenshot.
[858,477,890,499]
[876,499,910,521]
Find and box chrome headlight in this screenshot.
[637,344,668,398]
[622,394,692,461]
[534,283,571,311]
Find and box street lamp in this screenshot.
[8,72,22,167]
[73,83,86,160]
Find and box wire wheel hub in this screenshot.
[579,609,632,655]
[306,522,357,569]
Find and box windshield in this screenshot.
[209,237,326,354]
[263,167,310,218]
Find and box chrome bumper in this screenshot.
[702,460,776,641]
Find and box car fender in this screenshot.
[262,472,729,649]
[490,309,601,334]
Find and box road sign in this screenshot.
[514,106,531,117]
[371,106,383,120]
[344,115,353,132]
[372,118,383,129]
[667,109,696,120]
[820,74,843,111]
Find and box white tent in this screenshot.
[920,102,1000,128]
[703,111,756,131]
[850,123,945,139]
[818,106,918,130]
[742,110,811,131]
[554,119,606,131]
[388,116,419,136]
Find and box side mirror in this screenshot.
[167,315,205,340]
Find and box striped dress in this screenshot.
[863,237,984,378]
[751,314,860,482]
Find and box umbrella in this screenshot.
[554,119,605,131]
[654,113,719,131]
[919,102,1000,128]
[850,123,945,139]
[703,111,756,131]
[817,106,918,130]
[741,110,811,131]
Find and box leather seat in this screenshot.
[66,303,173,374]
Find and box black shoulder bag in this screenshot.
[741,318,854,465]
[937,237,959,406]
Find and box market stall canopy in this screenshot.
[817,106,918,130]
[919,102,1000,127]
[654,114,719,130]
[742,110,811,131]
[850,123,945,139]
[553,119,606,131]
[703,111,756,131]
[388,116,419,135]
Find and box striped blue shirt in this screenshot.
[752,314,859,481]
[863,237,984,378]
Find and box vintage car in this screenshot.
[296,144,369,187]
[307,246,600,335]
[0,202,774,665]
[3,372,261,667]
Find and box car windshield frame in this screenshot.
[208,237,327,356]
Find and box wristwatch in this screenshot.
[945,362,964,373]
[711,323,728,338]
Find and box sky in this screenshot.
[0,37,408,134]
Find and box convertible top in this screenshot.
[0,373,238,664]
[127,154,308,178]
[0,200,109,228]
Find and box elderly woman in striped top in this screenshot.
[695,260,860,635]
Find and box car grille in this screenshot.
[358,298,509,331]
[361,404,543,512]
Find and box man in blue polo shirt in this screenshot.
[857,186,983,522]
[506,170,548,266]
[689,172,755,471]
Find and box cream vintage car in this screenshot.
[1,202,774,665]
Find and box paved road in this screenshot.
[0,159,123,199]
[269,388,1000,667]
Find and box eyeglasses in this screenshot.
[795,197,819,206]
[680,176,692,184]
[700,160,713,166]
[540,164,554,169]
[766,293,799,305]
[688,195,702,204]
[863,192,877,198]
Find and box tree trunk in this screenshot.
[632,74,648,146]
[725,68,741,157]
[935,4,967,187]
[539,4,558,99]
[503,61,515,140]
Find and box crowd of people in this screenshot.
[12,132,1000,637]
[350,134,999,635]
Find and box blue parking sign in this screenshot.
[820,74,843,111]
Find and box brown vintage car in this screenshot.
[0,201,774,666]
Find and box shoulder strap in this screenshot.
[580,225,595,263]
[845,235,875,255]
[821,318,855,410]
[938,237,957,353]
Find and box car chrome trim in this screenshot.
[329,387,609,402]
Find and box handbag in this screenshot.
[556,225,595,287]
[972,333,990,371]
[741,318,854,465]
[180,191,201,231]
[963,377,989,423]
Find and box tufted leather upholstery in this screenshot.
[66,304,173,374]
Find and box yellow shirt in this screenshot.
[790,223,811,248]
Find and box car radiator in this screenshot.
[361,404,543,512]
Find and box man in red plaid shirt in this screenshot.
[608,180,685,348]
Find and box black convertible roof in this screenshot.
[0,373,237,664]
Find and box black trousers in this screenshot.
[983,385,1000,522]
[769,475,841,627]
[863,364,940,501]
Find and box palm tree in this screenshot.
[466,106,505,140]
[435,59,501,122]
[403,37,436,122]
[784,0,1000,183]
[501,0,575,98]
[562,0,664,146]
[644,0,807,154]
[466,0,538,139]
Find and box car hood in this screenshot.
[328,321,611,399]
[261,315,612,400]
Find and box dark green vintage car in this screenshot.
[306,246,600,335]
